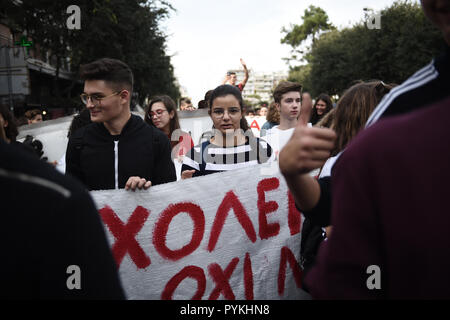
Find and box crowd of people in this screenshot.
[1,0,449,299]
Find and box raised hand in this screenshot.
[279,98,336,176]
[299,92,313,126]
[279,125,336,176]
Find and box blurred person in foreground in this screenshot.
[280,0,450,249]
[0,139,125,299]
[285,0,450,298]
[306,95,450,299]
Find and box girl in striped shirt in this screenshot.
[181,85,272,178]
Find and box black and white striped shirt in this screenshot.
[181,137,272,177]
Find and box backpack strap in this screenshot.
[67,127,86,180]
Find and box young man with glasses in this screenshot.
[66,58,176,191]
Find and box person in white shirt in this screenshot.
[263,81,311,162]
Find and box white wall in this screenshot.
[16,112,214,163]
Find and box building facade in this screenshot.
[229,68,288,106]
[0,15,80,119]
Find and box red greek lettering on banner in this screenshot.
[161,265,206,300]
[208,257,239,300]
[99,205,150,269]
[208,191,256,252]
[278,246,303,296]
[250,119,260,130]
[257,178,281,239]
[244,252,254,300]
[153,202,205,261]
[288,191,302,235]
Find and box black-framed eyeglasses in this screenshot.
[80,91,121,106]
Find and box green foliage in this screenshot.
[243,99,255,108]
[281,5,335,64]
[288,64,312,93]
[284,1,445,97]
[4,0,78,98]
[281,5,335,47]
[4,0,180,106]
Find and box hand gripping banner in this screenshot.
[91,163,310,300]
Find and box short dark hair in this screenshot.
[24,109,42,120]
[180,97,191,105]
[80,58,133,93]
[273,81,302,103]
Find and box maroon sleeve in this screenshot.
[304,144,384,299]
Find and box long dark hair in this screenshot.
[146,95,180,133]
[332,80,395,156]
[310,93,333,125]
[68,108,92,138]
[208,85,249,132]
[0,104,18,142]
[145,95,181,148]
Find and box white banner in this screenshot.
[91,163,310,300]
[17,112,213,164]
[245,116,267,137]
[17,113,263,163]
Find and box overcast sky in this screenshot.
[162,0,418,105]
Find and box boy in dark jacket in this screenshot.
[66,58,176,191]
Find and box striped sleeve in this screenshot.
[365,61,438,127]
[256,137,272,164]
[181,144,202,173]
